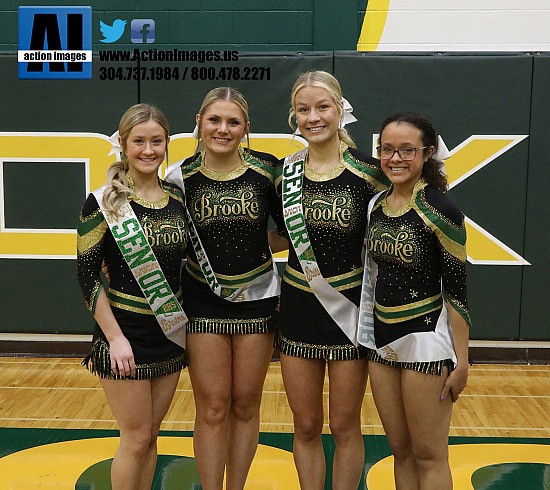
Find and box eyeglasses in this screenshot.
[376,146,429,161]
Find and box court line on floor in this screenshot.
[2,417,550,434]
[2,385,550,400]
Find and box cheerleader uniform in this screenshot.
[278,144,389,360]
[367,179,471,374]
[77,180,188,379]
[168,149,284,334]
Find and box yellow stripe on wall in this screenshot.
[357,0,391,51]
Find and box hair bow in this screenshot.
[108,130,123,161]
[433,135,451,161]
[340,97,357,128]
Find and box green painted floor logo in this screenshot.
[1,428,549,489]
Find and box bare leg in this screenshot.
[327,359,368,490]
[100,373,179,490]
[226,332,274,490]
[368,361,418,490]
[281,354,326,490]
[186,333,233,490]
[402,367,453,490]
[139,372,180,489]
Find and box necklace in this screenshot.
[304,144,346,182]
[201,149,247,180]
[127,176,168,208]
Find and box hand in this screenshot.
[108,335,136,378]
[440,364,468,403]
[267,230,289,253]
[101,260,110,281]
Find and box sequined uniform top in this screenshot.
[77,181,189,379]
[368,180,470,358]
[278,145,389,360]
[174,149,284,334]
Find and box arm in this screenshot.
[441,306,469,402]
[267,160,289,253]
[268,229,289,253]
[77,194,135,377]
[431,191,470,402]
[93,291,136,377]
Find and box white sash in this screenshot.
[165,162,280,302]
[92,187,187,348]
[357,192,382,348]
[282,149,359,346]
[357,192,456,365]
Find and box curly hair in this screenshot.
[379,112,447,192]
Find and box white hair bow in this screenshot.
[433,135,451,161]
[340,97,357,128]
[108,130,123,161]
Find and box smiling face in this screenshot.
[197,100,249,159]
[294,86,341,147]
[122,118,168,180]
[379,121,434,190]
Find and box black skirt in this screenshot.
[83,306,186,380]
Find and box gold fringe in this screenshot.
[82,338,186,380]
[367,349,453,375]
[278,334,366,361]
[187,316,275,335]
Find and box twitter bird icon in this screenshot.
[100,19,127,43]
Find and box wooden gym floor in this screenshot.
[1,357,549,489]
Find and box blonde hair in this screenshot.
[195,87,250,153]
[103,103,169,215]
[288,70,355,148]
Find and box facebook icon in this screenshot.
[131,19,155,43]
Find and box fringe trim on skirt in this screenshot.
[82,338,187,380]
[278,334,367,361]
[186,315,275,335]
[367,349,453,375]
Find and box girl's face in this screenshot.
[123,119,167,180]
[294,86,341,146]
[197,100,249,158]
[379,121,433,189]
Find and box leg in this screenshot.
[140,372,181,489]
[186,333,232,490]
[368,361,418,490]
[100,378,154,490]
[402,368,453,490]
[226,332,274,490]
[280,353,327,490]
[327,359,368,490]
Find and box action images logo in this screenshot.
[18,6,92,80]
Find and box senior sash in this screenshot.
[282,149,359,346]
[165,162,280,302]
[357,192,382,348]
[92,187,187,348]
